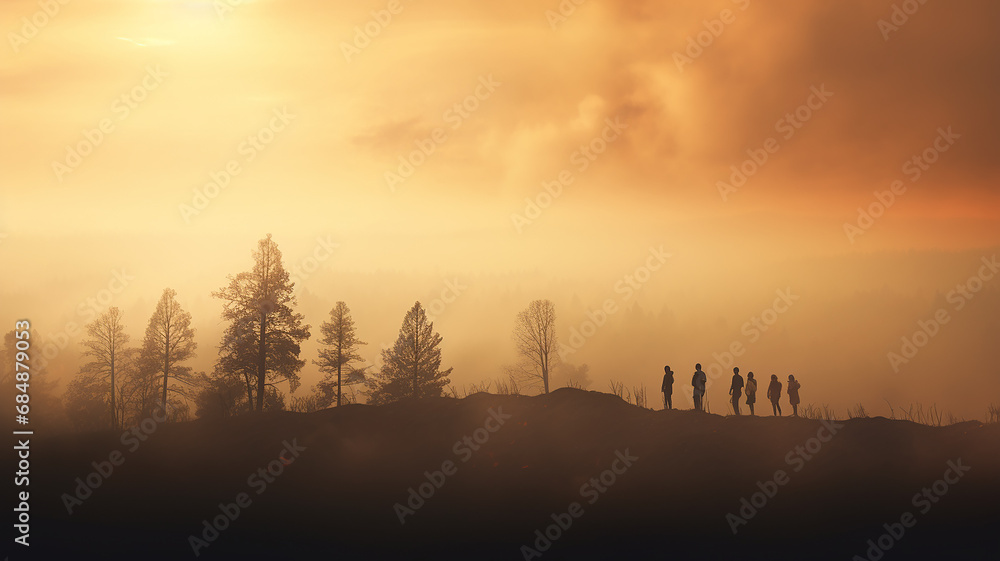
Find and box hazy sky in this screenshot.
[2,0,998,420]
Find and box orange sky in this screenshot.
[2,0,998,420]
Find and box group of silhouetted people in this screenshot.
[661,365,802,416]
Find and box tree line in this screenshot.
[14,234,563,431]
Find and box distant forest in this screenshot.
[3,235,567,433]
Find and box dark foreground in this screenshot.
[10,388,1000,560]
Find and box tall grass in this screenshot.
[609,380,648,408]
[883,400,949,426]
[448,375,522,398]
[847,403,869,419]
[289,394,321,413]
[626,385,647,409]
[794,403,836,420]
[987,403,1000,424]
[494,375,521,396]
[609,380,624,398]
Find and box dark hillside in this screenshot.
[18,388,1000,560]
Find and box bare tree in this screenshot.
[511,299,559,394]
[112,347,157,427]
[139,288,197,410]
[71,335,157,431]
[213,234,311,412]
[81,307,130,428]
[314,301,367,407]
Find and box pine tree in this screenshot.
[366,302,452,405]
[314,301,367,407]
[213,234,311,412]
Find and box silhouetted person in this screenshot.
[662,366,674,410]
[767,374,782,416]
[729,367,744,415]
[787,374,801,416]
[745,372,757,415]
[692,363,706,411]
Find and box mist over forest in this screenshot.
[4,233,997,430]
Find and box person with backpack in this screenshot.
[787,374,801,417]
[692,363,707,411]
[745,372,758,415]
[729,367,744,416]
[661,365,674,410]
[767,374,782,416]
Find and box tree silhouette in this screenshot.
[213,234,310,411]
[511,299,559,394]
[1,329,66,431]
[194,370,254,419]
[314,301,367,408]
[65,368,110,431]
[366,302,452,405]
[215,321,260,411]
[80,307,130,428]
[139,288,197,410]
[112,347,158,426]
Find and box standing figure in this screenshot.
[662,366,674,410]
[767,374,782,416]
[692,363,707,412]
[787,375,801,417]
[729,367,744,416]
[745,372,757,415]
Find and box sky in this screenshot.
[1,0,998,421]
